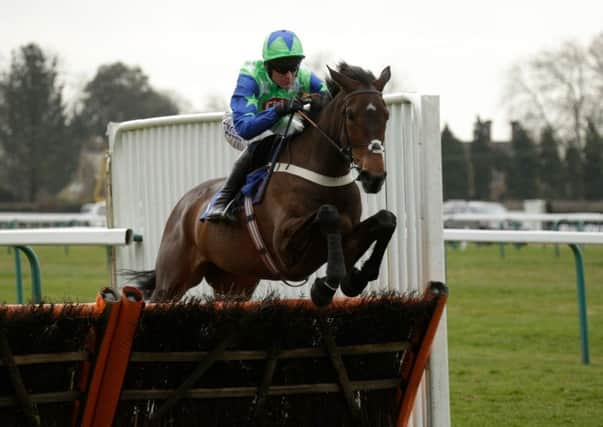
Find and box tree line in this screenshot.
[443,31,603,203]
[0,43,180,204]
[442,117,603,201]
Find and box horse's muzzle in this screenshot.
[357,170,387,193]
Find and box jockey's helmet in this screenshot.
[262,30,305,63]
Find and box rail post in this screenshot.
[569,243,589,364]
[13,246,42,304]
[14,248,24,304]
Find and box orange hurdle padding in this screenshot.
[79,288,122,427]
[71,298,108,427]
[144,295,397,313]
[3,303,98,316]
[84,286,144,427]
[396,282,448,427]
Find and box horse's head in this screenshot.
[326,63,391,193]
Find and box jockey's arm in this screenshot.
[309,72,329,96]
[231,74,281,140]
[307,72,331,108]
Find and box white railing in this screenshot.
[1,227,135,304]
[443,229,603,244]
[443,212,603,224]
[0,227,133,246]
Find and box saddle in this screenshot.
[199,137,285,222]
[200,113,307,223]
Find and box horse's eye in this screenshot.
[346,110,354,121]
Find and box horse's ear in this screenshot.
[328,65,360,93]
[373,66,391,92]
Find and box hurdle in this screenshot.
[0,282,447,426]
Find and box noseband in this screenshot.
[298,89,385,168]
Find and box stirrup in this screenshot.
[206,199,237,223]
[220,199,238,222]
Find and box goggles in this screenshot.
[268,59,301,74]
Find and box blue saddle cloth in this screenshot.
[242,166,271,199]
[199,165,271,221]
[200,135,288,222]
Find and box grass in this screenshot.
[1,242,602,425]
[0,245,111,303]
[446,243,603,426]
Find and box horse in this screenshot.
[133,62,397,307]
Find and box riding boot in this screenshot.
[205,148,254,223]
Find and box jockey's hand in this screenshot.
[275,97,304,116]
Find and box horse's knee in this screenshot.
[315,204,341,234]
[341,267,370,297]
[374,210,397,234]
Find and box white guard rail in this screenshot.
[443,229,603,245]
[443,213,603,223]
[0,227,133,246]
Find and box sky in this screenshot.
[1,0,602,141]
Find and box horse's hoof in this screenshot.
[311,278,337,307]
[341,267,369,297]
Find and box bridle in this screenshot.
[296,89,386,169]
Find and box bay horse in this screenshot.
[134,62,397,306]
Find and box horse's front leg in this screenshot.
[310,204,347,307]
[340,210,397,297]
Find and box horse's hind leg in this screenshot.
[153,250,208,301]
[340,210,397,297]
[310,204,346,307]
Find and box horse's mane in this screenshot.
[326,62,377,97]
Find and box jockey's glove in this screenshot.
[275,97,304,116]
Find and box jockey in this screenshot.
[205,29,330,222]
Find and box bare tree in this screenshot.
[504,32,603,148]
[587,32,603,129]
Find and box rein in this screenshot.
[244,91,385,284]
[297,88,385,167]
[296,110,350,162]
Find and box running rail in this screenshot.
[1,228,138,304]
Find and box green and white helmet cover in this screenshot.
[262,30,305,62]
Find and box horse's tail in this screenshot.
[120,269,156,300]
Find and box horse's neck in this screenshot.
[282,106,349,177]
